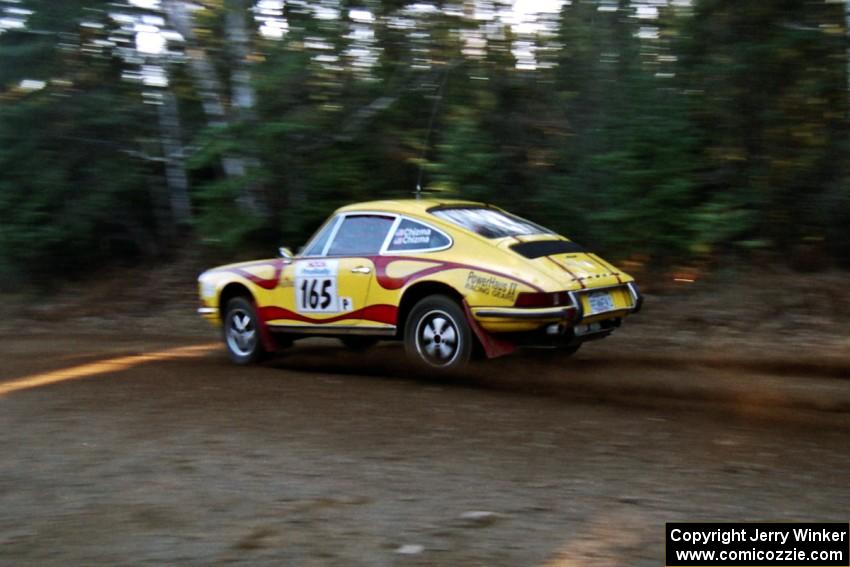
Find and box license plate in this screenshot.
[587,291,615,314]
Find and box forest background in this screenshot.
[1,0,848,285]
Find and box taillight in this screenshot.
[514,291,570,308]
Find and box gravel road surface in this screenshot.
[2,333,849,566]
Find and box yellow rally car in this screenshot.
[197,199,642,369]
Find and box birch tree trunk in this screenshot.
[846,0,850,116]
[225,0,256,120]
[163,0,267,216]
[223,0,267,214]
[157,88,192,227]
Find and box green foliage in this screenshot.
[0,0,161,279]
[678,0,848,254]
[0,87,159,277]
[3,0,850,279]
[435,107,507,202]
[192,177,267,253]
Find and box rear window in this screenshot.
[431,207,553,239]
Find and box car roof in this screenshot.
[336,198,487,216]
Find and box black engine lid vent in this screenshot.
[510,240,587,259]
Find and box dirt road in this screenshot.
[2,332,849,566]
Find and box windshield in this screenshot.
[431,207,553,239]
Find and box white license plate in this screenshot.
[587,291,615,314]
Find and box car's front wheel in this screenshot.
[405,295,473,370]
[223,297,264,364]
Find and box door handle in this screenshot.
[350,266,371,274]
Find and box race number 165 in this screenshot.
[297,277,337,312]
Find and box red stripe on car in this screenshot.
[545,257,586,289]
[372,256,543,292]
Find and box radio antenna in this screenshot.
[415,64,451,199]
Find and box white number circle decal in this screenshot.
[295,260,339,313]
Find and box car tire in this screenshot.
[405,295,473,370]
[223,297,265,365]
[340,336,379,351]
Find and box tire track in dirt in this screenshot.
[0,343,218,397]
[264,341,850,422]
[2,334,849,422]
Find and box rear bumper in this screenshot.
[627,281,643,313]
[470,305,577,334]
[473,306,577,320]
[471,281,642,333]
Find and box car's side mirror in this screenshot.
[278,246,294,261]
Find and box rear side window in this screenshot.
[387,219,451,252]
[327,215,394,256]
[431,207,552,239]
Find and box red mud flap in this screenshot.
[463,300,516,359]
[254,304,279,353]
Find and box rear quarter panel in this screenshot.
[359,219,559,336]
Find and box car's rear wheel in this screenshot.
[223,297,264,364]
[405,295,473,370]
